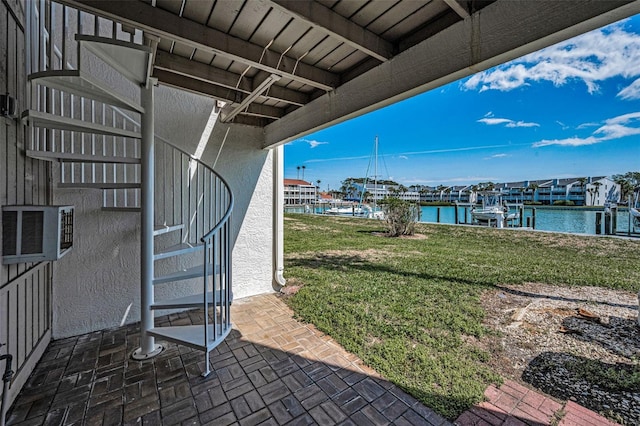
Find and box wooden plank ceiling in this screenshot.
[64,0,640,147]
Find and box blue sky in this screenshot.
[284,15,640,192]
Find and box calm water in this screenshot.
[284,205,636,235]
[419,206,634,235]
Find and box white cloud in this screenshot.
[533,136,600,148]
[594,111,640,139]
[506,120,539,128]
[618,77,640,100]
[478,118,512,125]
[463,21,640,96]
[483,153,510,160]
[299,138,329,148]
[533,111,640,147]
[577,122,599,129]
[398,155,409,160]
[478,117,539,128]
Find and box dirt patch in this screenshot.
[480,283,640,424]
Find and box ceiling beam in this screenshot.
[236,104,284,119]
[264,0,640,148]
[443,0,470,19]
[154,50,253,93]
[268,0,394,62]
[156,69,284,121]
[154,69,241,104]
[63,0,339,91]
[155,51,309,107]
[221,74,281,123]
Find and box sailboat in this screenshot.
[363,136,385,219]
[325,136,385,219]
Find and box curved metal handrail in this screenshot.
[156,135,234,243]
[153,136,232,238]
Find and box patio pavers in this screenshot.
[454,380,620,426]
[7,294,449,425]
[6,293,619,425]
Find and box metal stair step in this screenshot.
[28,69,143,113]
[58,182,141,189]
[154,224,185,236]
[154,242,204,260]
[150,290,233,310]
[23,110,142,138]
[153,264,220,285]
[76,35,152,85]
[148,325,231,352]
[27,150,140,164]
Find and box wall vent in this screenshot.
[2,205,74,264]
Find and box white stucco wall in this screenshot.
[52,84,275,339]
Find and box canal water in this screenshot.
[285,205,635,236]
[419,206,634,235]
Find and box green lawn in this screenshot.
[282,214,640,419]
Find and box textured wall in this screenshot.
[52,84,274,338]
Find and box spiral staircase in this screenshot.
[23,30,233,376]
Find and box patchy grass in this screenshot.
[282,214,640,419]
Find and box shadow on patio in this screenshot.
[6,294,450,426]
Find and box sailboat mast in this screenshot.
[374,136,378,211]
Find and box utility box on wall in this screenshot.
[2,205,74,264]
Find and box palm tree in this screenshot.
[587,187,597,205]
[301,165,306,180]
[444,187,452,202]
[577,177,587,206]
[296,166,300,179]
[592,181,602,205]
[526,182,539,203]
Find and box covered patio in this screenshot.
[6,295,449,426]
[7,293,620,426]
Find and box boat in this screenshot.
[325,137,385,220]
[325,204,368,216]
[471,191,518,228]
[325,203,384,219]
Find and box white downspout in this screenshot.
[273,145,286,289]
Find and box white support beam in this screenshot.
[154,69,242,104]
[155,52,309,106]
[264,0,640,148]
[221,74,281,122]
[443,0,470,19]
[63,0,339,91]
[154,50,253,93]
[268,0,394,62]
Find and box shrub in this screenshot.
[553,200,576,206]
[380,197,419,237]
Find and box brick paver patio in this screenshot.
[6,294,618,425]
[454,380,619,426]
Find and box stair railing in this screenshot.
[155,138,234,377]
[26,0,235,369]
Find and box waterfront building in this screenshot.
[284,179,318,205]
[410,176,620,206]
[586,177,620,206]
